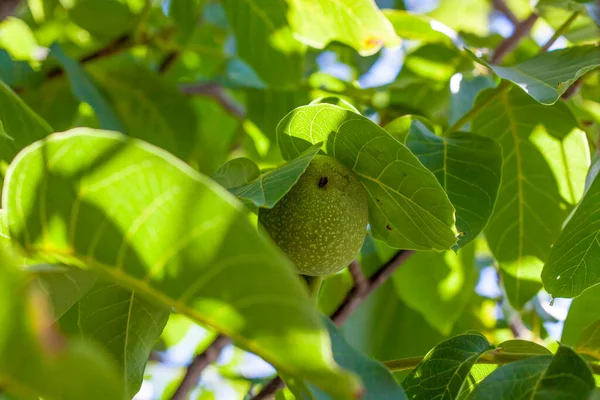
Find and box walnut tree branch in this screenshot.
[491,0,519,26]
[170,334,231,400]
[490,12,539,64]
[179,82,245,119]
[251,250,415,400]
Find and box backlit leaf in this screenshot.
[2,128,361,399]
[562,284,600,345]
[210,158,260,190]
[288,0,400,56]
[472,86,589,309]
[575,320,600,360]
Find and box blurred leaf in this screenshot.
[402,333,493,399]
[542,170,600,298]
[0,250,126,400]
[21,78,80,132]
[473,46,600,105]
[497,340,552,355]
[27,0,59,23]
[0,80,52,165]
[167,0,204,40]
[575,320,600,360]
[472,86,589,309]
[278,104,458,250]
[406,122,502,249]
[393,244,477,335]
[383,9,455,45]
[88,61,198,163]
[69,0,134,39]
[31,267,97,320]
[285,318,407,400]
[210,158,260,190]
[3,129,361,399]
[59,281,170,397]
[50,44,124,131]
[287,0,400,56]
[537,0,600,42]
[191,97,239,175]
[0,49,39,87]
[222,0,305,88]
[470,346,595,399]
[429,0,491,35]
[563,284,600,345]
[0,17,37,61]
[230,143,321,208]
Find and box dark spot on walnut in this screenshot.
[386,224,392,231]
[318,176,328,188]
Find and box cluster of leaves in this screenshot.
[0,0,599,399]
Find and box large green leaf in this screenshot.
[50,44,123,132]
[221,0,306,88]
[542,171,600,298]
[31,266,97,320]
[383,9,455,45]
[392,244,478,335]
[475,45,600,105]
[472,86,589,309]
[284,318,407,400]
[287,0,400,56]
[470,346,595,399]
[2,129,360,399]
[0,80,52,164]
[87,61,198,164]
[406,121,502,249]
[0,248,126,400]
[68,0,134,39]
[562,284,600,345]
[59,281,170,397]
[277,104,457,250]
[402,333,493,400]
[229,143,321,208]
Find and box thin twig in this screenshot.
[539,11,580,53]
[252,250,415,400]
[490,12,539,64]
[170,334,231,400]
[159,50,180,74]
[561,77,584,100]
[491,0,519,26]
[179,82,245,119]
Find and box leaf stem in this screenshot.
[303,275,324,304]
[445,81,509,134]
[384,350,600,375]
[539,11,580,53]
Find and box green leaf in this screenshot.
[406,122,502,249]
[449,75,495,128]
[0,49,39,87]
[287,0,400,56]
[87,61,198,163]
[0,80,52,164]
[383,115,436,143]
[402,333,493,400]
[277,104,458,250]
[470,346,595,399]
[392,244,478,335]
[285,318,407,400]
[472,86,589,309]
[497,340,553,355]
[474,45,600,105]
[2,128,361,399]
[20,78,80,133]
[59,281,170,397]
[229,143,321,208]
[575,320,600,360]
[50,44,124,132]
[221,0,306,88]
[69,0,134,38]
[210,158,260,190]
[383,9,455,45]
[0,17,37,61]
[542,170,600,298]
[31,267,97,320]
[0,250,126,400]
[428,0,491,35]
[168,0,204,40]
[562,284,600,345]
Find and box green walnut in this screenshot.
[258,155,369,276]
